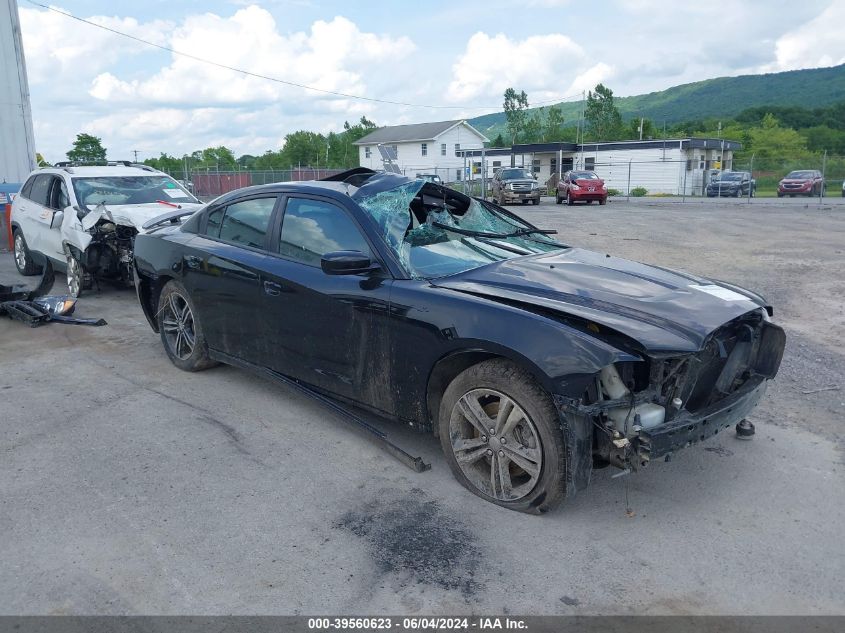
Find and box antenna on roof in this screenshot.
[377,144,402,174]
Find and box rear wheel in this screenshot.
[599,197,607,205]
[438,359,567,514]
[12,229,39,276]
[567,192,574,206]
[555,193,562,204]
[157,280,217,372]
[532,198,539,205]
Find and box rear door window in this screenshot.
[206,197,277,249]
[20,176,36,199]
[28,175,53,207]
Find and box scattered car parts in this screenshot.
[0,259,106,327]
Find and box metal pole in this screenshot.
[820,150,827,204]
[748,153,754,203]
[627,159,632,201]
[481,147,486,201]
[682,160,688,203]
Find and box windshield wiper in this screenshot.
[431,222,556,239]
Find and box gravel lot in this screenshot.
[1,196,843,615]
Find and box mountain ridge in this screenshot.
[469,64,845,139]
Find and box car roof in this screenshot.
[34,166,167,178]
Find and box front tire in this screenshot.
[567,192,574,206]
[13,229,39,276]
[157,280,217,372]
[555,193,562,204]
[65,251,91,298]
[438,359,567,514]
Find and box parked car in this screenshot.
[706,171,756,197]
[777,170,825,197]
[10,163,202,297]
[133,168,784,513]
[416,173,442,185]
[491,167,541,205]
[556,170,608,205]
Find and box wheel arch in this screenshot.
[425,346,556,437]
[137,272,176,333]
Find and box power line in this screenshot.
[22,0,583,112]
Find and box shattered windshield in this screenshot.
[72,176,198,207]
[357,179,564,280]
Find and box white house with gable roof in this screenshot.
[353,120,488,182]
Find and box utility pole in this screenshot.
[132,149,140,162]
[638,117,644,141]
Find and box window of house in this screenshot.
[492,160,501,168]
[421,143,427,157]
[686,159,693,171]
[206,197,276,249]
[441,143,446,156]
[279,198,370,267]
[532,159,541,168]
[455,143,460,157]
[550,158,557,175]
[456,169,462,181]
[365,147,371,159]
[392,145,398,157]
[585,157,595,170]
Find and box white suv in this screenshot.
[11,163,203,296]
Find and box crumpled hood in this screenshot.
[81,202,204,232]
[432,248,767,353]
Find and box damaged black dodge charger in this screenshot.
[133,168,785,514]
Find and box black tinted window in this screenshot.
[206,206,224,237]
[21,176,36,199]
[279,198,370,266]
[214,197,276,248]
[28,175,53,206]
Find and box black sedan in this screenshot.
[133,168,785,514]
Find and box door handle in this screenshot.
[185,255,202,269]
[263,280,282,296]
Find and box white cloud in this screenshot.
[19,6,171,87]
[87,8,414,108]
[446,32,596,104]
[760,1,845,71]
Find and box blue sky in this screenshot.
[17,0,845,162]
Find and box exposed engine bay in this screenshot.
[77,217,137,287]
[565,309,785,474]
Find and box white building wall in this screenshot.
[0,0,36,184]
[356,123,486,182]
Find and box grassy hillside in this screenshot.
[470,64,845,141]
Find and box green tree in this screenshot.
[584,84,623,141]
[503,88,529,145]
[523,110,543,143]
[628,117,657,140]
[543,105,566,141]
[196,146,237,170]
[144,153,184,174]
[66,133,106,163]
[491,133,506,148]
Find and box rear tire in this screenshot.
[532,198,539,205]
[12,229,39,276]
[567,192,574,206]
[599,198,607,205]
[438,359,567,514]
[555,193,562,204]
[157,280,217,372]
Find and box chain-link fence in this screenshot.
[159,155,845,202]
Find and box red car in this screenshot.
[777,170,825,197]
[556,170,608,205]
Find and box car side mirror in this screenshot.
[321,250,378,275]
[50,210,64,229]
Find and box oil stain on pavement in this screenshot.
[334,488,484,598]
